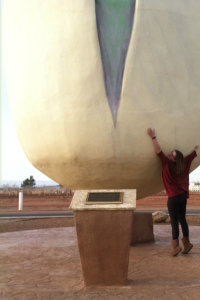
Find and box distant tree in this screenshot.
[21,176,36,188]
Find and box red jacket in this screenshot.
[157,151,197,198]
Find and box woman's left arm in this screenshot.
[147,128,162,154]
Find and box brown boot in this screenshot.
[171,239,182,256]
[181,237,193,254]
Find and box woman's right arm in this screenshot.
[194,145,199,155]
[185,145,199,163]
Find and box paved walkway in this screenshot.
[1,225,200,299]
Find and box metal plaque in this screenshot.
[85,192,123,205]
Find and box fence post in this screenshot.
[18,191,23,211]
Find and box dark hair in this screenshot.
[174,150,185,175]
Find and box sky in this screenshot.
[0,0,55,184]
[1,71,56,183]
[1,1,200,185]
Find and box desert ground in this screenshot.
[1,187,200,233]
[1,187,200,213]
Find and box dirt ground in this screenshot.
[1,191,200,213]
[137,192,200,210]
[1,191,200,233]
[0,194,72,213]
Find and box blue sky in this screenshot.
[1,0,200,185]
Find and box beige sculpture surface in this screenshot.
[3,0,200,198]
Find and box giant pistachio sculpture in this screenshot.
[3,0,200,198]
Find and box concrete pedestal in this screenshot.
[131,211,154,245]
[70,190,136,286]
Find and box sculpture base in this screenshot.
[74,210,133,286]
[131,211,154,245]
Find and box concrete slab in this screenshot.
[1,225,200,299]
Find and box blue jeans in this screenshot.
[167,192,189,240]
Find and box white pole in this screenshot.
[18,191,23,211]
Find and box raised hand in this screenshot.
[194,145,199,153]
[147,128,156,138]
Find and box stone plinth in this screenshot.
[70,190,136,286]
[131,211,154,245]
